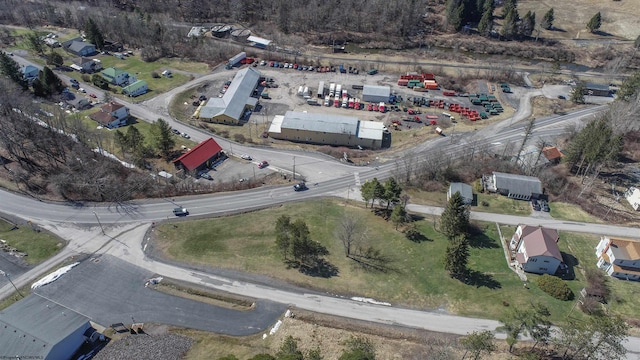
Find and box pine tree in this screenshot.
[40,66,63,95]
[390,205,407,230]
[501,8,519,39]
[26,32,44,55]
[446,0,465,31]
[520,11,536,37]
[541,8,554,30]
[382,177,402,210]
[570,82,586,104]
[151,118,175,158]
[440,192,470,240]
[501,0,516,18]
[444,237,469,278]
[478,7,493,36]
[0,51,28,89]
[587,12,602,33]
[84,17,104,49]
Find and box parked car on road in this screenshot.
[173,207,189,216]
[89,93,97,98]
[258,160,269,169]
[171,128,180,135]
[240,154,252,160]
[199,172,213,180]
[181,132,190,139]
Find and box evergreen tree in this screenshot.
[501,8,519,39]
[276,336,304,360]
[564,117,623,179]
[570,82,586,104]
[46,51,64,67]
[151,118,175,158]
[275,215,293,260]
[615,70,640,101]
[440,192,470,240]
[478,7,493,36]
[382,177,402,210]
[26,32,44,55]
[446,0,465,31]
[541,8,554,30]
[501,0,516,18]
[390,205,407,230]
[587,12,602,33]
[443,237,469,278]
[0,51,28,89]
[84,17,104,49]
[34,66,64,97]
[360,180,374,208]
[460,330,497,360]
[125,126,146,161]
[520,11,536,37]
[31,78,48,97]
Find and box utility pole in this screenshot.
[0,270,24,298]
[93,211,105,235]
[293,156,296,180]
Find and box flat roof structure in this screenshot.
[247,35,272,47]
[280,111,358,135]
[358,120,385,141]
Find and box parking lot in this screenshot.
[33,254,286,336]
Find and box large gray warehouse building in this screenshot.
[362,85,391,103]
[268,111,391,149]
[0,295,93,360]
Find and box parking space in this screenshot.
[33,254,286,335]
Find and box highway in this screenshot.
[2,54,639,358]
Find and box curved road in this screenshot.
[3,54,639,358]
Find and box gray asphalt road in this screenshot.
[33,254,286,335]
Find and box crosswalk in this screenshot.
[354,172,361,187]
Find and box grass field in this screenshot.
[475,193,532,216]
[0,218,63,265]
[549,202,602,223]
[153,200,599,322]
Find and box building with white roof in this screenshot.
[195,67,260,124]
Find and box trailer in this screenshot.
[228,52,247,66]
[303,87,309,98]
[318,81,325,98]
[339,64,346,73]
[354,98,361,109]
[329,83,336,97]
[341,97,348,108]
[334,96,340,107]
[379,102,386,113]
[367,69,378,75]
[307,98,318,105]
[342,89,348,98]
[348,98,354,108]
[335,84,342,97]
[297,86,304,97]
[324,95,331,106]
[443,91,456,96]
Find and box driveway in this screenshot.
[33,254,286,336]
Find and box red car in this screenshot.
[258,160,269,169]
[89,93,97,98]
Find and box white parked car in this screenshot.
[240,154,252,160]
[78,88,86,93]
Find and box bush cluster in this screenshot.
[537,274,573,300]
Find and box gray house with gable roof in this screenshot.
[483,172,542,201]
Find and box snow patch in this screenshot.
[93,148,135,168]
[350,297,391,306]
[269,320,282,335]
[31,262,79,289]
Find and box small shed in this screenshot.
[447,182,473,204]
[247,35,272,49]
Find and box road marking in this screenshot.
[354,172,361,186]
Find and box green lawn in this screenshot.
[475,193,532,216]
[549,202,601,223]
[154,200,597,322]
[0,219,63,265]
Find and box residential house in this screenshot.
[483,172,542,200]
[510,225,563,275]
[173,138,224,175]
[122,80,148,97]
[66,97,92,111]
[22,65,39,81]
[71,57,102,73]
[0,295,93,360]
[89,101,129,128]
[101,67,134,86]
[624,187,640,211]
[447,182,473,205]
[596,236,640,281]
[62,38,97,57]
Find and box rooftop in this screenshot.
[362,85,391,97]
[519,225,562,261]
[281,111,359,135]
[101,101,125,113]
[199,67,260,120]
[493,172,542,195]
[173,138,223,171]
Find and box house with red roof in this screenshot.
[510,225,564,275]
[173,138,223,175]
[542,146,563,164]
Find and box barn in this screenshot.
[362,85,391,103]
[195,67,260,124]
[0,295,93,360]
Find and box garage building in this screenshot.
[268,111,390,149]
[362,85,391,103]
[173,137,224,175]
[583,82,610,97]
[448,182,473,204]
[0,295,93,360]
[195,67,260,124]
[483,172,542,200]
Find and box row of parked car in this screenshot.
[532,199,550,212]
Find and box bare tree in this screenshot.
[335,214,367,257]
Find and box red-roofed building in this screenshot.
[542,146,563,164]
[173,138,223,174]
[510,225,564,275]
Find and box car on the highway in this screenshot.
[258,160,269,169]
[173,207,189,216]
[240,154,252,160]
[181,132,190,139]
[293,182,308,191]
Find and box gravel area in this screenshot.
[92,333,193,360]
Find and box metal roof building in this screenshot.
[362,85,391,103]
[0,295,92,360]
[268,111,389,149]
[173,137,223,173]
[196,67,260,124]
[247,35,272,48]
[447,182,473,204]
[583,82,610,97]
[484,172,542,200]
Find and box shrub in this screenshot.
[233,133,246,143]
[151,71,160,78]
[481,200,489,207]
[537,274,574,300]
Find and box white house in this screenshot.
[72,57,102,73]
[89,101,129,128]
[122,80,148,97]
[624,187,640,211]
[596,236,640,281]
[511,225,563,275]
